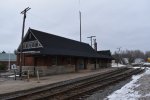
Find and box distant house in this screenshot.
[134,58,144,64]
[17,28,112,75]
[0,53,17,70]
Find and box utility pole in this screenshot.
[20,7,31,78]
[117,47,122,65]
[87,36,96,47]
[93,39,97,51]
[78,0,82,42]
[79,11,82,42]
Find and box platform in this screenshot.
[0,67,118,95]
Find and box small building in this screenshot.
[134,58,144,64]
[0,53,17,70]
[17,28,112,75]
[97,50,113,67]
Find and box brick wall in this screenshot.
[19,64,75,76]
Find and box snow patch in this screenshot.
[106,68,150,100]
[8,75,19,78]
[143,62,150,66]
[112,63,125,67]
[144,67,150,75]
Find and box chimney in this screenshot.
[93,39,97,51]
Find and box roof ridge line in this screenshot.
[29,28,89,45]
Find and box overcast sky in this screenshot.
[0,0,150,53]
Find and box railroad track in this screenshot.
[41,68,143,100]
[0,68,144,100]
[61,68,143,100]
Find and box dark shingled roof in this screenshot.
[19,28,111,59]
[97,50,113,59]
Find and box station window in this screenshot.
[66,57,71,64]
[52,56,57,65]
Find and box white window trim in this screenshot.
[23,40,42,49]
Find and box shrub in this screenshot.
[0,63,5,70]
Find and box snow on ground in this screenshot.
[143,62,150,66]
[8,75,19,78]
[106,67,150,100]
[112,63,126,67]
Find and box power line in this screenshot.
[28,12,55,26]
[78,0,81,10]
[28,13,76,35]
[27,7,83,42]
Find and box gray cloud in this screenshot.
[0,0,150,53]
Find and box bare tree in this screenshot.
[113,50,145,64]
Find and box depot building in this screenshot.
[17,28,113,75]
